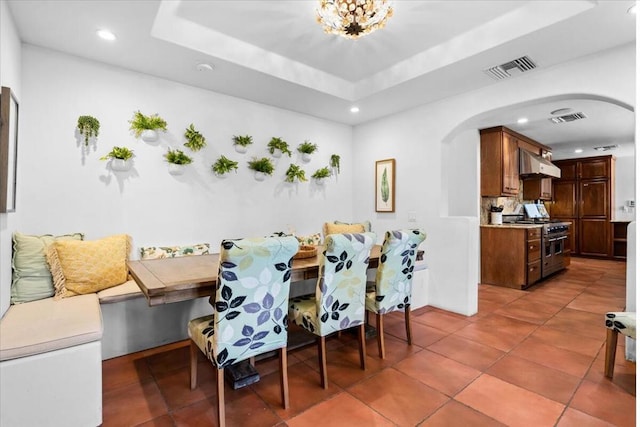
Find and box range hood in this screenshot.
[519,149,561,178]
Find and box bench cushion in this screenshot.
[0,294,102,361]
[97,279,143,304]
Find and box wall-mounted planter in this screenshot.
[235,144,248,154]
[168,163,186,175]
[141,129,158,142]
[271,148,283,158]
[254,171,268,181]
[301,153,312,163]
[110,159,132,172]
[214,172,229,179]
[314,178,326,186]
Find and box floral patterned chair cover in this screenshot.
[289,232,375,388]
[365,229,426,358]
[188,236,298,426]
[604,311,636,378]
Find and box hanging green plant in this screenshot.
[297,140,318,154]
[330,154,341,174]
[164,148,193,165]
[211,155,239,175]
[184,124,206,151]
[267,137,292,157]
[129,111,168,138]
[311,166,331,179]
[100,146,134,161]
[285,164,307,183]
[247,157,275,175]
[77,115,100,146]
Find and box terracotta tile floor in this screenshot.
[102,257,635,426]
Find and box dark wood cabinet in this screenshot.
[523,177,553,201]
[550,155,615,258]
[611,221,631,260]
[481,226,542,289]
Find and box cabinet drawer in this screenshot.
[527,239,541,261]
[527,228,541,239]
[527,260,541,286]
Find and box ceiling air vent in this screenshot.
[484,56,537,80]
[549,112,587,124]
[594,145,618,152]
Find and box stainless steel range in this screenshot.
[542,222,570,277]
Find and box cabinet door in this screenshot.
[580,158,610,179]
[550,181,576,217]
[556,161,576,180]
[580,180,609,217]
[540,178,553,199]
[580,219,610,257]
[502,134,519,195]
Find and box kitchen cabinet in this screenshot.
[611,221,631,260]
[480,126,553,198]
[523,177,553,201]
[481,226,542,289]
[480,128,519,196]
[550,155,615,258]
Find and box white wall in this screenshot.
[614,155,636,221]
[0,0,22,318]
[352,42,635,315]
[17,45,353,251]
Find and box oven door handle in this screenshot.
[555,236,568,241]
[547,237,558,242]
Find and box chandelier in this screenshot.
[316,0,393,40]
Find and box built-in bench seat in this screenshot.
[97,278,143,304]
[0,294,103,427]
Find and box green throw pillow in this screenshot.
[11,232,84,304]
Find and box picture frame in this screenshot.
[375,158,395,212]
[0,86,19,213]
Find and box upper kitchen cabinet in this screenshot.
[480,126,553,198]
[523,177,553,201]
[480,127,519,197]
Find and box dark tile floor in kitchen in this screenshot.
[102,257,635,426]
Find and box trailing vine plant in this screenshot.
[77,115,100,146]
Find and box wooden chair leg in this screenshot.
[279,347,290,409]
[376,313,385,359]
[605,328,618,378]
[216,367,225,427]
[189,340,198,390]
[317,336,328,389]
[405,305,412,345]
[358,324,367,370]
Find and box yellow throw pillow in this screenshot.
[323,222,365,237]
[47,234,130,298]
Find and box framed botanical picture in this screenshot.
[0,86,18,213]
[375,158,395,212]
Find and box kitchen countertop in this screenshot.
[480,224,543,229]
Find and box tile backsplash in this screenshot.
[480,181,539,224]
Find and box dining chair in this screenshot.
[289,232,376,389]
[365,229,426,358]
[604,311,636,378]
[187,236,298,427]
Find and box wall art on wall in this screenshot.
[375,158,395,212]
[0,86,19,213]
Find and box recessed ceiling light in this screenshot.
[550,108,572,115]
[574,148,583,153]
[96,29,116,41]
[196,63,214,72]
[350,106,360,113]
[517,117,528,124]
[628,4,637,14]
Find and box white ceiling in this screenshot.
[7,0,637,157]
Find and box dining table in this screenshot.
[127,245,382,307]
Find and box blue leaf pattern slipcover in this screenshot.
[188,236,298,368]
[289,232,375,337]
[365,229,426,314]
